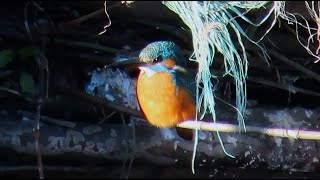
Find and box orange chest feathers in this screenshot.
[136,71,196,128]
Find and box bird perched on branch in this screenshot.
[136,41,196,140]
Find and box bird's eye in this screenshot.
[154,55,163,62]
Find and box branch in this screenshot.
[248,76,320,97]
[33,101,44,179]
[0,165,105,173]
[53,39,138,56]
[267,49,320,84]
[134,19,191,44]
[177,121,320,140]
[1,107,320,173]
[0,70,13,79]
[57,88,143,117]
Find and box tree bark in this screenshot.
[1,106,320,174]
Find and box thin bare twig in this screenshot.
[120,112,129,179]
[31,1,56,34]
[54,39,137,56]
[98,109,117,124]
[134,19,190,44]
[58,52,115,64]
[0,165,106,173]
[119,113,136,179]
[126,118,136,178]
[267,48,320,84]
[248,76,320,97]
[41,116,76,128]
[57,88,142,117]
[177,121,320,140]
[24,2,44,179]
[24,2,33,41]
[33,100,44,179]
[0,86,23,97]
[0,70,13,79]
[0,27,138,58]
[18,110,77,128]
[33,55,46,180]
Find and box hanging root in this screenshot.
[161,0,320,174]
[276,1,320,63]
[161,1,288,173]
[162,1,277,133]
[99,1,112,35]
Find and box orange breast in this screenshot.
[136,71,196,128]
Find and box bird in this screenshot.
[136,41,196,140]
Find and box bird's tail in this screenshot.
[175,126,194,141]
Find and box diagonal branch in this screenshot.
[248,76,320,97]
[267,49,320,84]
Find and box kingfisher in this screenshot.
[136,41,196,140]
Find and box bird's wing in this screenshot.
[176,70,197,102]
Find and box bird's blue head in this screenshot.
[139,41,185,67]
[138,41,195,99]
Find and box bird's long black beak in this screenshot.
[104,57,145,69]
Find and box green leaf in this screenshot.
[0,49,14,68]
[20,72,35,94]
[18,46,40,59]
